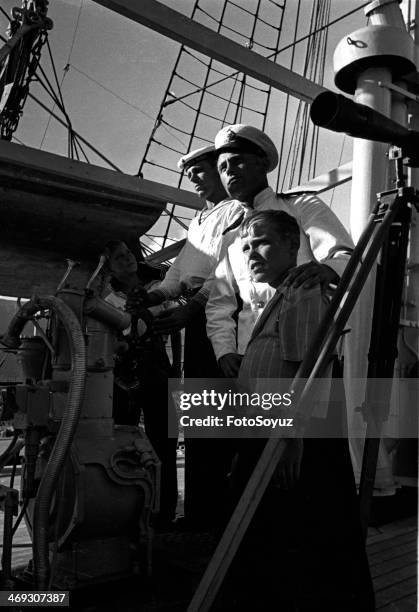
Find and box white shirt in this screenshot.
[206,187,354,360]
[105,281,168,335]
[154,199,241,304]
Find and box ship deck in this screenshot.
[1,459,417,611]
[368,516,417,612]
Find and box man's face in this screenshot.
[241,223,297,286]
[109,242,137,279]
[217,151,268,202]
[186,159,223,201]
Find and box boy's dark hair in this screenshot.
[102,240,164,291]
[240,210,300,250]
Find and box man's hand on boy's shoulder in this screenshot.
[283,262,339,290]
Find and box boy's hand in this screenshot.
[273,438,304,490]
[126,286,150,313]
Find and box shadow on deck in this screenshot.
[3,461,417,611]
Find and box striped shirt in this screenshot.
[238,283,333,418]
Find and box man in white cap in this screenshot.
[206,123,355,377]
[147,145,232,333]
[146,145,238,529]
[148,144,234,362]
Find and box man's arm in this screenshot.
[148,210,221,314]
[206,251,241,375]
[284,193,354,288]
[147,245,186,306]
[151,250,218,334]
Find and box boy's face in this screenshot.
[241,222,297,287]
[108,242,138,278]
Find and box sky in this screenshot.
[0,0,413,244]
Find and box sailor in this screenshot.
[147,144,232,340]
[146,145,239,529]
[205,123,355,377]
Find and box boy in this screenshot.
[217,210,374,611]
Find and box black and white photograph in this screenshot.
[0,0,417,610]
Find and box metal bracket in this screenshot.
[30,317,55,357]
[377,80,419,104]
[400,318,419,329]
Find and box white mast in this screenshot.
[333,0,416,486]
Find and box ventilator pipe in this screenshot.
[0,295,86,590]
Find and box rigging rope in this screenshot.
[226,0,277,29]
[137,1,203,180]
[233,0,261,124]
[0,0,120,168]
[38,41,70,149]
[182,48,269,93]
[162,0,231,246]
[197,4,280,51]
[11,134,25,145]
[261,0,286,132]
[28,90,123,171]
[140,0,287,247]
[276,0,302,193]
[68,63,156,120]
[0,1,53,140]
[154,1,370,115]
[0,6,12,23]
[174,70,263,109]
[278,0,335,191]
[222,70,242,126]
[330,135,347,210]
[273,1,370,58]
[34,64,78,157]
[66,0,83,67]
[139,0,368,250]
